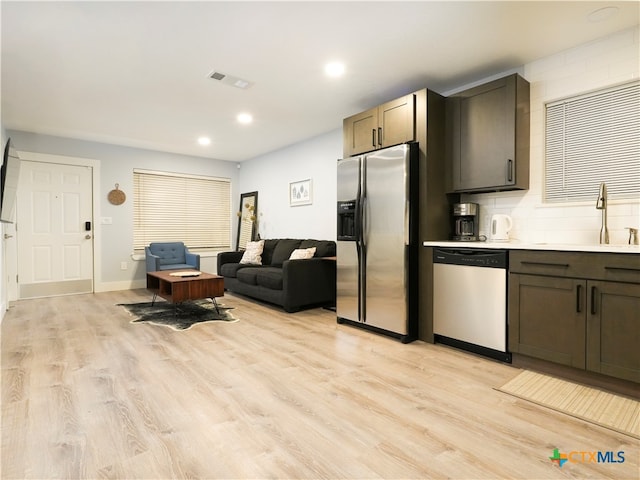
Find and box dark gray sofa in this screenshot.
[217,239,336,312]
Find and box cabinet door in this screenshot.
[586,281,640,383]
[509,274,586,368]
[379,94,415,149]
[456,77,514,191]
[343,107,378,157]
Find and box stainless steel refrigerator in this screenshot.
[336,143,418,343]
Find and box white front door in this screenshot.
[17,160,94,298]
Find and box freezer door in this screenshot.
[363,145,409,334]
[336,157,362,323]
[336,240,359,322]
[337,156,361,203]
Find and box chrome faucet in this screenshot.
[595,182,609,244]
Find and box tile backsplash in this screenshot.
[462,26,640,246]
[464,191,639,245]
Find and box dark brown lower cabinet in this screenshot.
[586,281,640,382]
[510,273,640,383]
[509,274,585,369]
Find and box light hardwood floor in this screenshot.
[2,290,638,479]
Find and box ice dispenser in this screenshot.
[337,200,357,241]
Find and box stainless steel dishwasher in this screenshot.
[433,248,511,362]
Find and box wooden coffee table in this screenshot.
[146,270,224,313]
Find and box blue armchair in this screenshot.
[145,242,200,272]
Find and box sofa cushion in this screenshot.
[289,247,316,260]
[255,267,284,290]
[219,262,248,278]
[158,263,197,271]
[236,267,261,285]
[240,240,265,265]
[260,239,279,266]
[299,239,336,258]
[270,239,302,266]
[149,242,187,265]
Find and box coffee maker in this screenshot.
[452,202,479,241]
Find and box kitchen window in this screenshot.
[133,169,231,252]
[544,81,640,203]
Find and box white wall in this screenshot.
[238,128,342,241]
[459,27,640,245]
[6,131,240,291]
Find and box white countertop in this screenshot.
[422,240,640,254]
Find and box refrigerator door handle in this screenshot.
[361,194,369,323]
[361,195,367,248]
[360,153,368,323]
[360,198,366,324]
[404,200,410,246]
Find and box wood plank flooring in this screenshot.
[2,290,638,479]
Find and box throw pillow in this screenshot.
[300,240,336,257]
[240,240,265,265]
[289,247,316,260]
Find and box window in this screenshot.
[133,169,231,251]
[544,81,640,203]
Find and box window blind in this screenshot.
[133,169,231,251]
[544,81,640,203]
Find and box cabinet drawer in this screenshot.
[510,250,640,282]
[598,254,640,283]
[510,250,590,278]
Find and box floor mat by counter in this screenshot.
[497,370,639,439]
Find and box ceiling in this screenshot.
[2,1,639,162]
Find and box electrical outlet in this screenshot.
[120,262,127,270]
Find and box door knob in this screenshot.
[85,234,92,239]
[4,234,13,239]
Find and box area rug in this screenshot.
[119,299,238,331]
[497,370,639,439]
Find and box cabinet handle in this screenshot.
[604,266,640,273]
[378,127,382,146]
[372,129,376,148]
[507,159,514,183]
[576,284,582,313]
[590,286,597,315]
[520,261,569,268]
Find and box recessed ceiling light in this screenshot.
[197,136,211,146]
[234,79,250,89]
[587,6,619,23]
[324,61,345,78]
[237,113,253,124]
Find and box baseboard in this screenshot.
[94,279,146,292]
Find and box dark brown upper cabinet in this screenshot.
[446,73,530,193]
[343,94,415,157]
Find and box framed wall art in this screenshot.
[289,179,312,206]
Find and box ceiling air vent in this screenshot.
[208,70,253,90]
[209,71,226,81]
